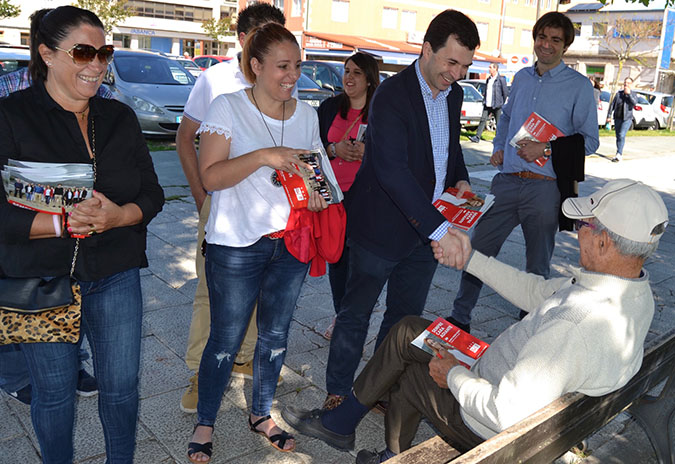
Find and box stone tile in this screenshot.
[146,256,197,289]
[0,435,41,464]
[142,304,192,358]
[0,399,23,440]
[138,335,191,399]
[141,274,192,312]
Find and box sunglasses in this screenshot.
[54,44,115,65]
[574,219,597,231]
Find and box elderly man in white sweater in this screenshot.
[282,179,669,464]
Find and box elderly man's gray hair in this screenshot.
[594,220,660,260]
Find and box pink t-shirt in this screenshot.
[326,107,364,192]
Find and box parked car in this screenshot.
[296,73,334,109]
[103,49,195,136]
[301,60,344,92]
[634,90,672,130]
[459,82,484,128]
[193,55,232,70]
[599,90,657,130]
[460,78,486,98]
[0,44,30,77]
[175,58,202,78]
[379,70,397,82]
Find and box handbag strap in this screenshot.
[339,111,363,142]
[70,116,97,279]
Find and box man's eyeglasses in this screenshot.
[54,44,115,65]
[574,219,597,231]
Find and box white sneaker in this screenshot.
[611,153,622,163]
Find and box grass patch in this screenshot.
[461,129,496,142]
[146,139,177,151]
[599,128,675,137]
[164,194,189,202]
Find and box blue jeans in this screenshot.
[325,239,438,395]
[451,174,559,326]
[20,268,143,464]
[615,118,632,155]
[197,239,308,425]
[0,345,89,393]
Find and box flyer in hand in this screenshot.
[275,147,343,209]
[433,188,495,231]
[356,124,368,143]
[508,111,564,167]
[2,159,94,215]
[411,316,490,369]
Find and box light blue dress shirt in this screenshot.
[493,60,599,178]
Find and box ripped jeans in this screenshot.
[197,238,308,424]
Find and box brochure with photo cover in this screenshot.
[508,112,564,167]
[433,187,495,231]
[2,159,94,215]
[411,316,490,369]
[275,147,343,209]
[356,124,367,143]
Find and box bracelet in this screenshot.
[52,214,61,238]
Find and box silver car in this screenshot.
[104,49,195,137]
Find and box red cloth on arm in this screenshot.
[284,203,346,276]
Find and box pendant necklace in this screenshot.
[74,105,89,121]
[251,86,285,147]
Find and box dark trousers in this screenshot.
[474,106,502,138]
[353,316,484,454]
[326,239,438,395]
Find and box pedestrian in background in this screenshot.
[608,77,637,163]
[469,63,508,143]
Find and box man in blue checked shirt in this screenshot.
[292,10,481,413]
[448,12,599,332]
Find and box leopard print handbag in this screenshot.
[0,281,82,344]
[0,240,82,345]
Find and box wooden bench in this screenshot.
[389,328,675,464]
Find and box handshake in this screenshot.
[431,227,473,269]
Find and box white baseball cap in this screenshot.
[562,179,668,244]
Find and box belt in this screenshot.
[264,230,285,240]
[506,171,555,181]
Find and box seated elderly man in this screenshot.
[282,179,668,463]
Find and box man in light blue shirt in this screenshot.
[449,12,599,331]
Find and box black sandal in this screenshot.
[187,424,214,463]
[249,414,296,452]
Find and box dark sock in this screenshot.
[320,390,369,435]
[380,448,397,462]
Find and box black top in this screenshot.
[0,80,164,280]
[317,94,342,148]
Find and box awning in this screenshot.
[360,48,418,65]
[304,49,355,58]
[467,61,492,74]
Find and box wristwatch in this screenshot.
[543,142,552,158]
[329,143,337,159]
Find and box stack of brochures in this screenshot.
[411,316,490,369]
[276,147,343,209]
[2,159,94,214]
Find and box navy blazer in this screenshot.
[347,62,469,261]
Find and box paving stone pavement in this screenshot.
[1,136,673,464]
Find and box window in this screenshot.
[331,0,349,23]
[401,10,416,32]
[476,22,489,43]
[592,22,607,37]
[126,1,211,23]
[274,0,285,11]
[137,36,152,50]
[382,7,398,29]
[520,29,532,46]
[573,22,581,36]
[478,0,490,3]
[20,32,30,46]
[503,27,514,45]
[292,0,302,16]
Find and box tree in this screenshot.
[72,0,133,35]
[597,15,663,94]
[201,17,235,42]
[0,0,20,19]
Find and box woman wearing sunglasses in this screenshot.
[185,23,328,463]
[0,6,164,463]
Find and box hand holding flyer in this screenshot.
[509,112,564,167]
[412,316,489,368]
[433,188,495,231]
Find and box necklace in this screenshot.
[251,86,285,147]
[74,105,89,121]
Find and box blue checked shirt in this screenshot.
[413,62,458,242]
[0,68,114,99]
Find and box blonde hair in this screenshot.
[241,22,298,84]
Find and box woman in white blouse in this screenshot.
[186,23,327,463]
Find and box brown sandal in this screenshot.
[249,415,295,452]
